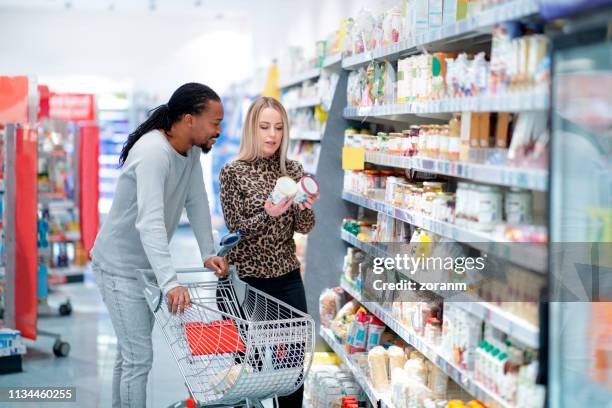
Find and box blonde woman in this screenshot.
[219,96,318,407]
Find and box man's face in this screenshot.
[189,99,224,153]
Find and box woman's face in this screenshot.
[257,107,284,158]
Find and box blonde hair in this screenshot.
[236,96,290,174]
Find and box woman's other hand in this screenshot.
[265,198,293,217]
[166,286,191,315]
[205,256,229,278]
[298,194,319,211]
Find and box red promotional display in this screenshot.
[78,125,100,253]
[0,76,29,124]
[14,127,39,340]
[49,93,95,122]
[38,85,50,120]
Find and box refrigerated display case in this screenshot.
[549,7,612,407]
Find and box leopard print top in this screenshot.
[219,154,315,278]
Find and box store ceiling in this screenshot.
[0,0,263,15]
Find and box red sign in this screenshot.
[79,125,100,253]
[0,76,29,124]
[38,85,50,120]
[15,127,38,339]
[49,92,95,122]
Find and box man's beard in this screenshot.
[198,135,219,153]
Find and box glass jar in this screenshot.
[377,132,389,152]
[385,176,399,204]
[387,132,404,154]
[504,188,533,225]
[474,185,503,231]
[412,186,425,213]
[401,129,412,156]
[418,126,428,157]
[379,170,395,191]
[439,125,450,160]
[394,182,406,207]
[364,170,380,197]
[423,192,437,216]
[428,125,440,159]
[410,125,420,156]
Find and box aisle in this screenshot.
[0,226,202,408]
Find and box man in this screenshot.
[91,82,228,408]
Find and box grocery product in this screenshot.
[368,346,390,391]
[319,288,342,328]
[388,345,407,374]
[271,176,297,204]
[367,316,387,350]
[295,174,320,204]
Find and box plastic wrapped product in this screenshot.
[366,316,386,350]
[404,357,428,384]
[388,345,407,374]
[391,367,410,407]
[348,311,369,353]
[319,288,342,328]
[368,346,389,391]
[428,364,449,399]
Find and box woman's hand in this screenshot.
[265,198,293,217]
[166,286,191,315]
[205,256,229,278]
[298,194,319,211]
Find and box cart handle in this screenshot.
[139,266,246,313]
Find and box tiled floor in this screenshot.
[0,227,212,408]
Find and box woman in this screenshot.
[91,83,229,408]
[219,96,318,407]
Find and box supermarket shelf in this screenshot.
[291,130,323,141]
[342,0,539,71]
[365,151,548,191]
[358,299,514,408]
[48,231,81,243]
[320,327,393,408]
[340,231,540,348]
[285,97,321,111]
[279,68,321,89]
[344,90,549,119]
[322,54,342,68]
[341,190,547,273]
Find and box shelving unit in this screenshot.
[341,191,547,273]
[290,130,323,142]
[365,151,548,191]
[338,279,515,408]
[344,90,549,119]
[340,230,540,348]
[279,68,321,89]
[342,0,539,71]
[285,97,321,111]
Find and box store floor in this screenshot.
[1,226,240,408]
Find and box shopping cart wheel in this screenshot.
[59,300,72,316]
[53,339,70,357]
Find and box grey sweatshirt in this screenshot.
[91,130,216,293]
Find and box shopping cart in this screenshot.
[139,263,315,408]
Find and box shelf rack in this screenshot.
[364,151,548,191]
[338,279,516,408]
[342,0,540,71]
[342,190,547,273]
[344,90,550,120]
[340,230,540,348]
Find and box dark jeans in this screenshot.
[217,269,308,408]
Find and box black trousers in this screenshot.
[217,269,308,408]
